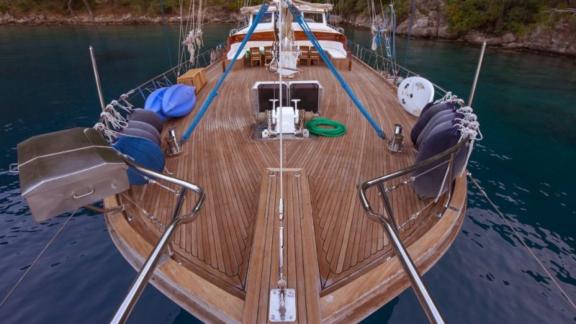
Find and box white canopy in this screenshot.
[240,0,334,15]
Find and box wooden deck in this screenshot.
[243,169,321,323]
[105,57,468,322]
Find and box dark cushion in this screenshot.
[410,101,457,145]
[290,83,320,112]
[123,120,161,145]
[413,123,468,198]
[129,109,164,132]
[416,110,456,149]
[257,83,289,112]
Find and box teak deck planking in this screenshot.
[105,57,468,322]
[243,169,321,323]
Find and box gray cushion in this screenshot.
[127,120,160,138]
[129,109,164,132]
[416,110,456,149]
[410,101,457,145]
[413,122,468,199]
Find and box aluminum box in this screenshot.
[17,128,129,222]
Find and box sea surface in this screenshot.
[0,23,575,323]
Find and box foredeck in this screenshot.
[107,58,468,322]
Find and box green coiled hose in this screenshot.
[305,117,347,137]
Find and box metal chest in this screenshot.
[17,128,129,222]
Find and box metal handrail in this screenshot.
[119,154,205,215]
[111,154,206,324]
[358,139,470,324]
[359,139,468,214]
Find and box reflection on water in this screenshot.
[0,24,574,323]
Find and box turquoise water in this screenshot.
[0,24,575,323]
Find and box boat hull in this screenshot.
[104,56,469,322]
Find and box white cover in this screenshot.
[397,76,435,117]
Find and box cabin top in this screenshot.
[240,0,333,16]
[227,1,346,61]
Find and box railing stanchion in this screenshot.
[110,155,205,324]
[468,41,487,107]
[89,46,106,112]
[443,153,457,210]
[358,140,471,324]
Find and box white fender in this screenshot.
[397,76,435,117]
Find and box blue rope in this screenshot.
[288,4,386,139]
[181,3,270,141]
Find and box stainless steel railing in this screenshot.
[110,154,206,324]
[358,139,471,324]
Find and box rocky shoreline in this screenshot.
[0,7,240,25]
[345,11,576,57]
[2,10,575,57]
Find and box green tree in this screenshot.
[446,0,545,35]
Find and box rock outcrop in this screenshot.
[0,6,241,25]
[1,2,574,56]
[343,1,576,57]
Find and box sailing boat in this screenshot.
[15,0,483,322]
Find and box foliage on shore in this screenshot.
[0,0,242,17]
[1,0,574,38]
[334,0,575,36]
[444,0,576,36]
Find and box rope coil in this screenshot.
[305,117,347,137]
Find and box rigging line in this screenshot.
[0,209,78,309]
[278,0,286,290]
[181,3,270,141]
[180,0,193,66]
[178,0,185,73]
[288,2,386,138]
[188,0,196,63]
[197,0,203,32]
[468,173,576,312]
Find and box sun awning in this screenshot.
[240,0,333,15]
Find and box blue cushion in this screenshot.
[113,137,165,185]
[162,84,197,118]
[121,128,160,145]
[144,88,169,121]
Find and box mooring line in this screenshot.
[0,209,78,309]
[468,173,576,311]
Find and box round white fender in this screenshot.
[397,76,435,117]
